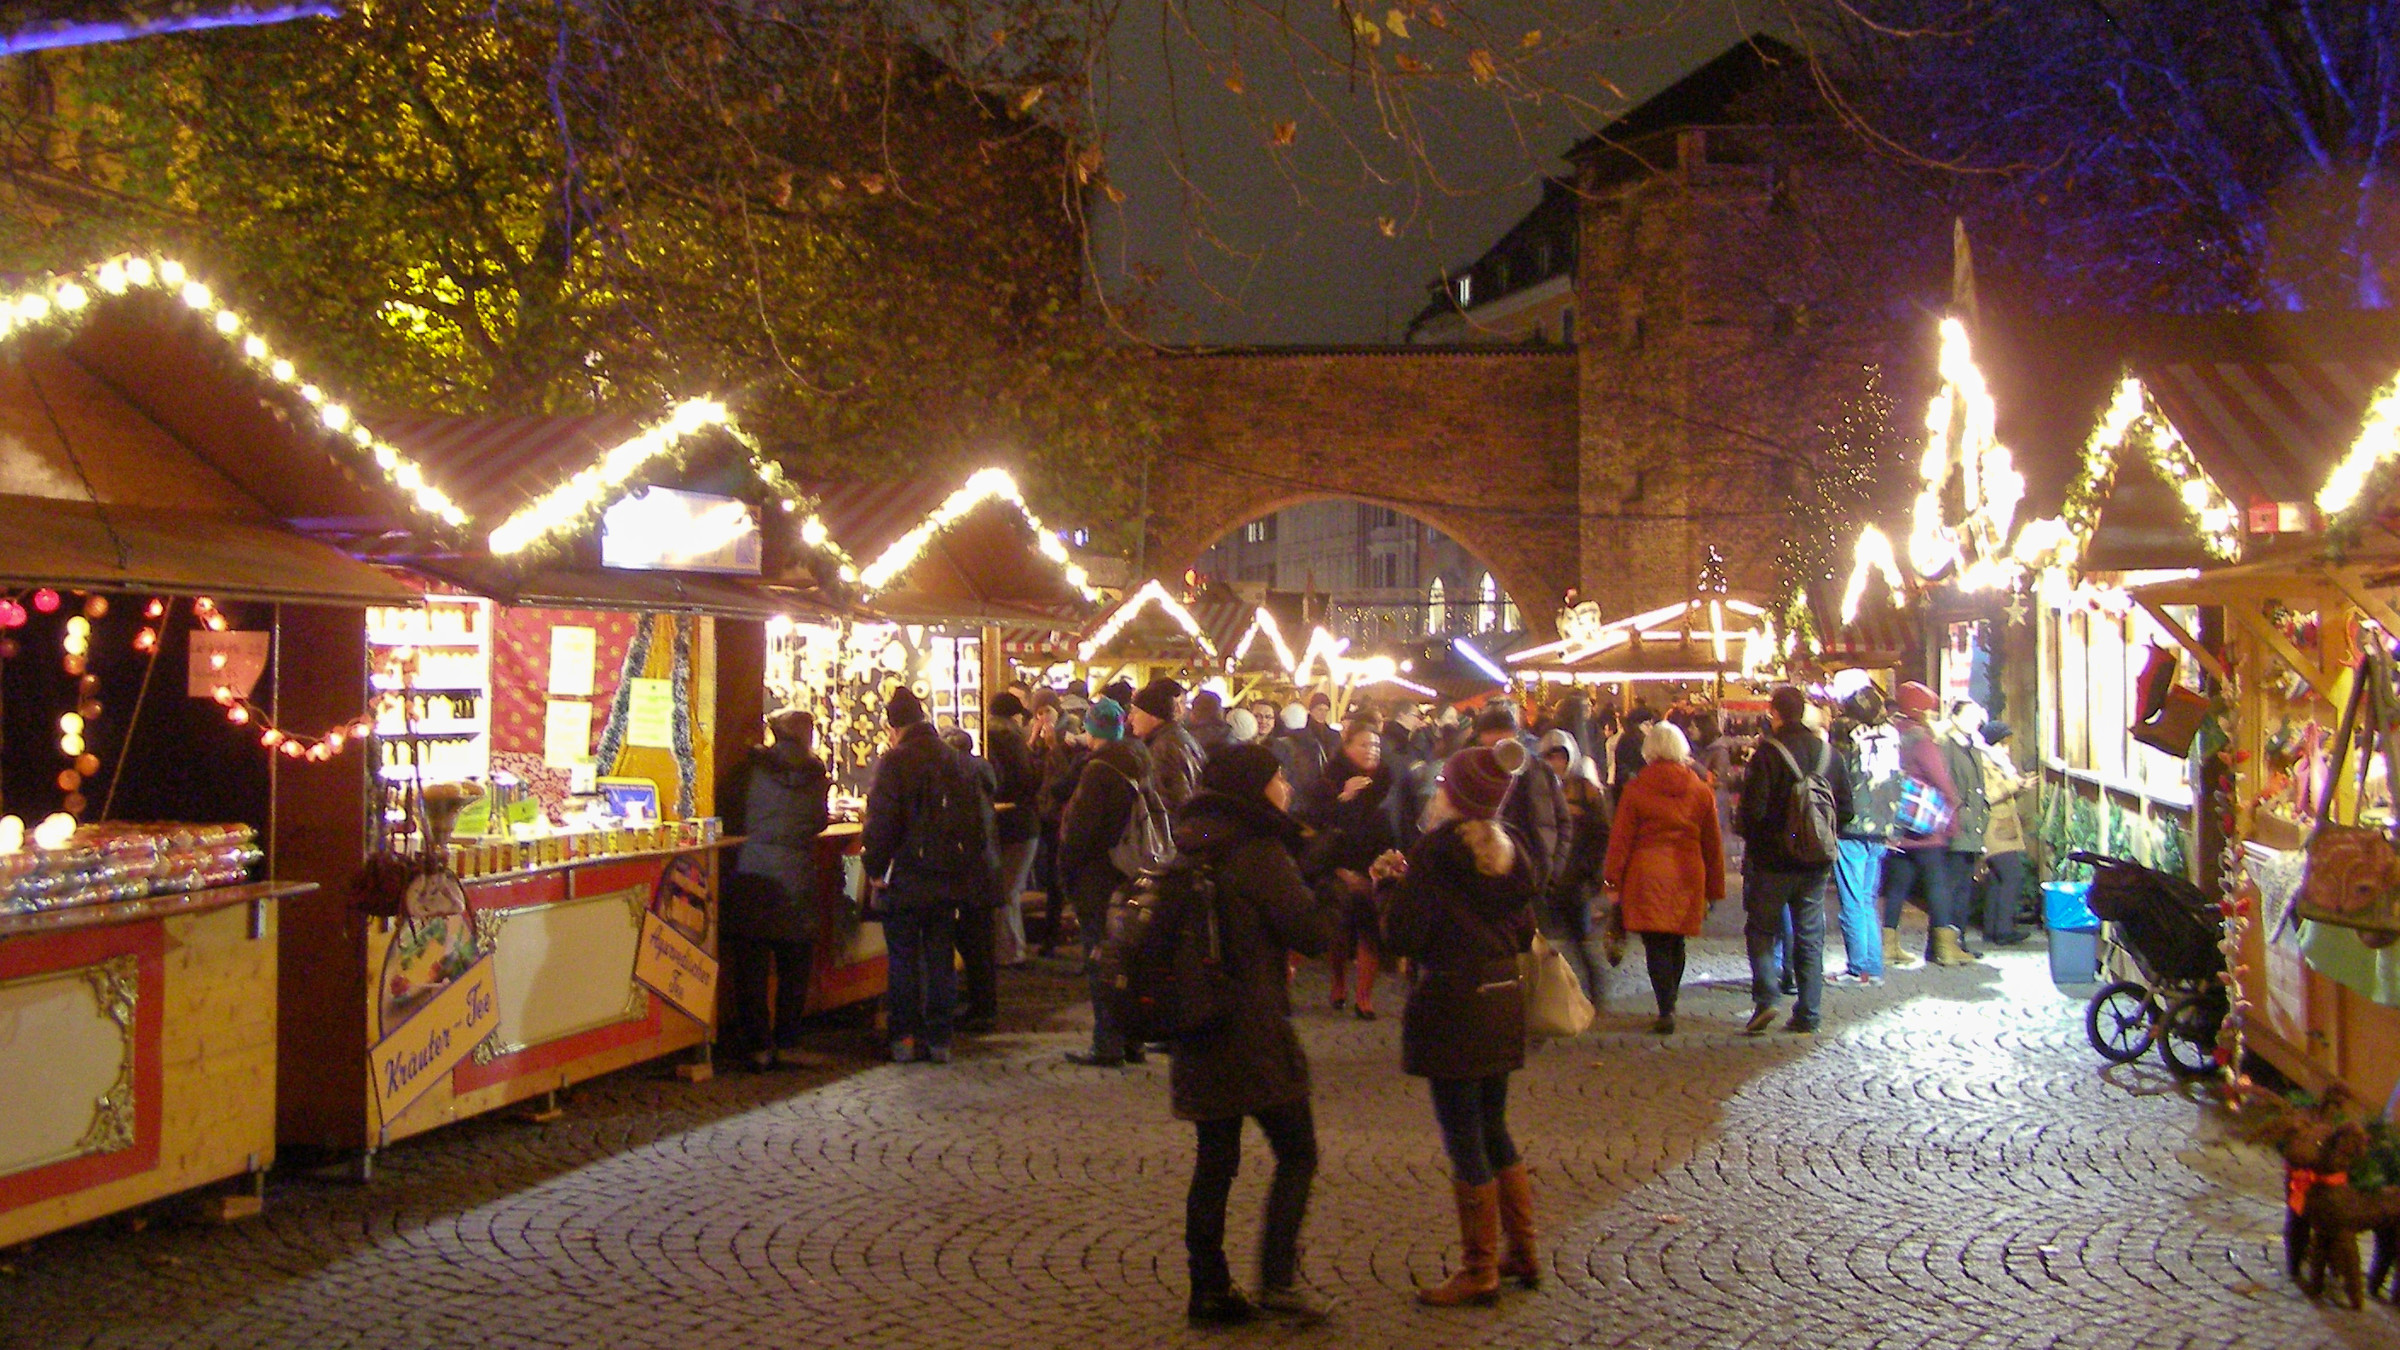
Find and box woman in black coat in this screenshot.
[1301,719,1398,1018]
[721,709,833,1071]
[1383,742,1540,1308]
[1167,745,1340,1327]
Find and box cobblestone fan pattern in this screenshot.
[5,937,2398,1349]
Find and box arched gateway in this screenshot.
[1151,347,1581,633]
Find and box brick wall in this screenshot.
[1150,348,1581,632]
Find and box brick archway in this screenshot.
[1150,347,1581,634]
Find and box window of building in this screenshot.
[1381,554,1399,587]
[1456,274,1472,307]
[1242,517,1277,544]
[1560,309,1575,344]
[1535,240,1553,275]
[1478,572,1498,633]
[1427,578,1446,637]
[1503,595,1521,633]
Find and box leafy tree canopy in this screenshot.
[4,0,1164,537]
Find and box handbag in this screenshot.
[1895,774,1953,838]
[2294,652,2400,946]
[1520,933,1595,1037]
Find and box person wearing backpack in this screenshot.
[1382,742,1541,1308]
[860,687,997,1065]
[1734,685,1853,1037]
[1167,745,1342,1327]
[1058,696,1162,1067]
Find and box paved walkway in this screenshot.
[4,932,2396,1350]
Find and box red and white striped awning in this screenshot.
[2136,358,2391,507]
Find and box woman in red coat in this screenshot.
[1603,720,1725,1034]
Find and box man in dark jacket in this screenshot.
[1613,705,1657,793]
[984,692,1043,977]
[1131,676,1205,810]
[1034,710,1092,956]
[1057,696,1159,1066]
[720,709,834,1071]
[1303,691,1342,761]
[1169,745,1340,1327]
[1734,684,1854,1036]
[1271,703,1328,817]
[1187,688,1235,757]
[861,687,995,1064]
[1475,702,1568,894]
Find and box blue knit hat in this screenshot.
[1088,695,1126,742]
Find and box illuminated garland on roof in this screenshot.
[487,398,731,556]
[2317,371,2400,517]
[1838,324,2240,619]
[1229,607,1297,671]
[1078,579,1216,661]
[858,467,1098,603]
[7,256,470,530]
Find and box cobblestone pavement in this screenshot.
[5,924,2398,1350]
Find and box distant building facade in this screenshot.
[1406,176,1580,347]
[1196,501,1521,647]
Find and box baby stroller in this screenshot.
[2071,851,2229,1078]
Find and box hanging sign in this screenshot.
[188,631,270,699]
[547,626,596,697]
[627,677,675,749]
[600,487,761,575]
[544,699,593,767]
[369,953,498,1125]
[633,912,717,1027]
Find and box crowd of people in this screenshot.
[716,668,2035,1327]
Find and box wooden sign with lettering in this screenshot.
[633,912,717,1027]
[369,954,498,1126]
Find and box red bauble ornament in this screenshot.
[31,588,60,614]
[0,600,25,629]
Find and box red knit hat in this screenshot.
[1895,681,1939,717]
[1442,745,1515,821]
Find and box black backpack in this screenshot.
[1096,855,1233,1043]
[901,745,997,880]
[1765,736,1838,867]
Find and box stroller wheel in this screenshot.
[2156,992,2225,1078]
[2084,980,2158,1063]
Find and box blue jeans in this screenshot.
[1744,866,1827,1024]
[1428,1073,1519,1185]
[882,903,957,1050]
[1834,837,1886,977]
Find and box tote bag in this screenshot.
[1521,933,1595,1037]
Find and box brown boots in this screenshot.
[1420,1165,1539,1306]
[1882,927,1919,969]
[1929,926,1978,967]
[1417,1181,1501,1306]
[1495,1162,1540,1289]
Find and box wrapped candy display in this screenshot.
[0,819,262,915]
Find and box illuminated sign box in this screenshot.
[600,487,761,574]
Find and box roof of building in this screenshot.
[1563,34,1803,168]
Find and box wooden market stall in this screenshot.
[0,261,436,1242]
[270,409,846,1165]
[757,468,1100,1014]
[1506,595,1778,708]
[2132,552,2400,1111]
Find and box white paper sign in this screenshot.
[627,678,675,749]
[547,626,596,698]
[189,631,270,699]
[544,699,593,767]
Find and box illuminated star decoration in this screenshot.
[2003,591,2029,626]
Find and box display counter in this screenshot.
[0,880,305,1247]
[282,843,730,1163]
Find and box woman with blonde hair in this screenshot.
[1383,742,1541,1307]
[1603,720,1726,1035]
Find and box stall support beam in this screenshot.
[2328,566,2400,643]
[2225,602,2335,698]
[2132,599,2231,686]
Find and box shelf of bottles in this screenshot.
[366,595,493,788]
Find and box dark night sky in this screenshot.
[1087,1,1769,345]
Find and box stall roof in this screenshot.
[0,497,414,606]
[1980,310,2400,536]
[407,557,837,622]
[365,414,642,527]
[804,471,1098,627]
[0,277,444,605]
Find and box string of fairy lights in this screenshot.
[0,255,1103,812]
